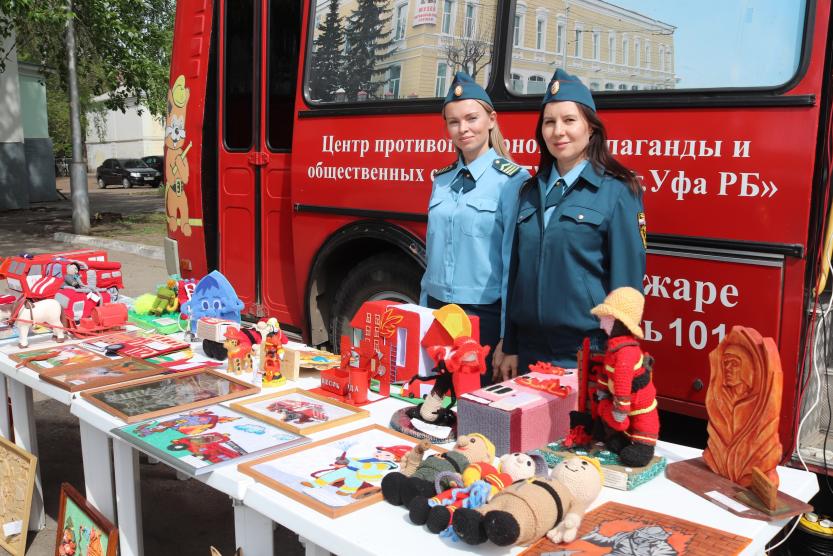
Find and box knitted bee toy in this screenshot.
[381,433,495,508]
[451,456,603,547]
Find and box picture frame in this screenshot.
[54,483,118,556]
[0,436,37,556]
[39,357,167,392]
[9,344,114,374]
[239,424,440,518]
[79,329,149,353]
[116,333,189,358]
[81,368,260,423]
[112,404,309,476]
[230,388,369,434]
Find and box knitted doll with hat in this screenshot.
[451,456,603,546]
[590,286,659,467]
[381,433,495,508]
[409,451,548,535]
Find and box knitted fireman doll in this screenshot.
[409,451,547,534]
[381,433,495,508]
[451,456,603,547]
[591,287,659,467]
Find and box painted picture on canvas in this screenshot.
[231,388,368,434]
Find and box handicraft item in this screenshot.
[10,344,112,374]
[39,358,167,392]
[55,483,118,556]
[81,368,259,423]
[0,436,37,556]
[230,388,368,434]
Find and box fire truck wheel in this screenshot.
[328,253,420,351]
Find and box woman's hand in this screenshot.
[496,354,519,382]
[492,339,505,376]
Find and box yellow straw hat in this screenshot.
[590,287,645,339]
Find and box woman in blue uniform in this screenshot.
[420,72,530,383]
[500,68,646,377]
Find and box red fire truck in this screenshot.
[165,1,833,464]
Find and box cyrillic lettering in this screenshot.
[698,140,721,158]
[511,138,525,154]
[619,140,633,156]
[414,140,425,152]
[672,278,691,301]
[415,169,425,181]
[693,280,717,313]
[644,275,671,298]
[525,139,537,154]
[692,177,707,195]
[664,140,679,157]
[720,284,739,308]
[671,171,691,201]
[643,321,662,342]
[738,172,760,197]
[717,172,736,196]
[648,169,670,193]
[733,140,751,158]
[607,139,618,155]
[648,140,662,156]
[680,140,698,160]
[322,136,334,155]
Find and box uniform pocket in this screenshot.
[561,205,604,226]
[464,197,499,237]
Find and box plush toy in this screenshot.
[409,451,548,534]
[591,287,659,467]
[451,456,603,547]
[381,433,495,508]
[150,279,179,316]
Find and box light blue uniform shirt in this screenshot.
[420,148,529,333]
[541,160,588,227]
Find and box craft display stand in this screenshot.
[0,333,821,556]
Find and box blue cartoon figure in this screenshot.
[301,445,411,497]
[181,270,244,334]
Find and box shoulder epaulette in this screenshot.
[434,162,457,176]
[493,158,521,177]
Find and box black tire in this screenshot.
[97,177,106,189]
[328,253,421,351]
[122,177,131,189]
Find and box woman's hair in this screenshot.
[610,320,632,338]
[443,100,513,161]
[534,103,641,195]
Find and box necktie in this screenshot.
[544,178,566,208]
[450,169,476,194]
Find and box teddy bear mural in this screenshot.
[165,74,193,236]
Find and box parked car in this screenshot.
[96,158,161,188]
[141,155,164,173]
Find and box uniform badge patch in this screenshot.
[638,211,647,250]
[551,81,560,95]
[435,162,457,176]
[454,84,463,97]
[493,158,521,177]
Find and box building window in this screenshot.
[622,38,629,66]
[590,81,599,91]
[435,63,448,96]
[394,4,407,41]
[631,84,639,90]
[609,33,615,63]
[604,82,614,90]
[618,83,627,90]
[592,31,600,60]
[556,21,565,54]
[510,73,523,93]
[442,0,453,34]
[634,38,641,67]
[528,75,546,94]
[536,17,545,50]
[574,26,583,57]
[388,66,401,98]
[659,45,665,71]
[644,44,651,67]
[513,14,521,47]
[464,4,475,37]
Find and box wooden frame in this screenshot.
[39,357,167,392]
[239,424,441,518]
[0,436,37,556]
[80,368,260,423]
[55,483,118,556]
[9,344,113,374]
[231,388,369,434]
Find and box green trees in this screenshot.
[343,0,393,100]
[309,0,345,102]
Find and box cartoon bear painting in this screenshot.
[165,74,193,236]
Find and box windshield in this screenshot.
[122,159,148,168]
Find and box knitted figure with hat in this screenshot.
[381,433,495,508]
[590,286,659,467]
[301,444,412,497]
[409,451,548,535]
[451,456,603,546]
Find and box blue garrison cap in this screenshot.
[542,68,596,112]
[444,71,493,108]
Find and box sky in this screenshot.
[610,0,807,88]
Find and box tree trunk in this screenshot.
[66,0,90,235]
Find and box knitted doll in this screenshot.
[409,451,547,534]
[381,433,495,508]
[451,456,603,547]
[591,287,659,467]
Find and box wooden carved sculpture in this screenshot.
[703,326,782,488]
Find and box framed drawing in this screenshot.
[39,358,167,392]
[230,388,369,434]
[239,424,438,518]
[112,404,308,476]
[116,333,189,358]
[10,344,113,374]
[0,436,37,556]
[520,501,751,556]
[81,368,259,423]
[55,483,118,556]
[79,329,148,353]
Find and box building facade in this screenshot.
[84,95,164,173]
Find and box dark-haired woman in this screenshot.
[500,68,646,378]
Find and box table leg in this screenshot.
[299,536,330,556]
[79,420,115,522]
[0,375,10,439]
[233,500,274,556]
[113,438,144,556]
[9,380,45,531]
